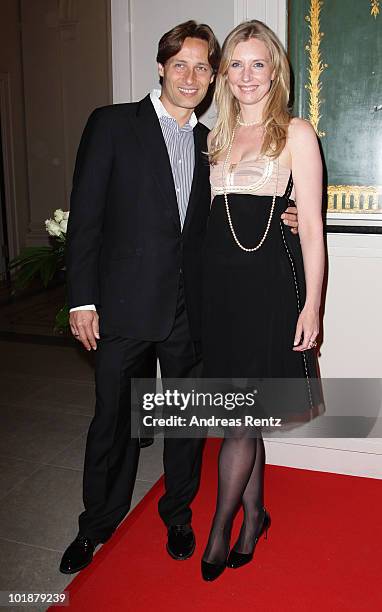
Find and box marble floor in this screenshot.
[0,336,164,611]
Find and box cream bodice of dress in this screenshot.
[210,156,295,201]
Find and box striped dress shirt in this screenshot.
[150,89,196,230]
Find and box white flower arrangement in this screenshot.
[45,209,70,240]
[10,208,71,331]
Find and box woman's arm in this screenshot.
[288,117,325,351]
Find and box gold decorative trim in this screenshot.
[327,185,382,213]
[371,1,380,18]
[302,4,380,214]
[304,0,327,137]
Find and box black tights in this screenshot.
[203,431,265,563]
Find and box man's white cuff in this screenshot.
[69,305,96,312]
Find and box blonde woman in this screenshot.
[201,20,325,581]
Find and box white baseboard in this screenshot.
[264,438,382,479]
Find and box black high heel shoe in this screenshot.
[201,557,227,582]
[201,537,230,582]
[226,507,271,570]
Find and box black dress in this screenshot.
[201,159,324,425]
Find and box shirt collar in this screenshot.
[150,89,198,129]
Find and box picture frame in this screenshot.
[288,0,382,233]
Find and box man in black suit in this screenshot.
[60,20,298,574]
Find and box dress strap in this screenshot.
[283,171,294,200]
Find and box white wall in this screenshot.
[111,0,382,478]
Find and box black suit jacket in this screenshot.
[66,95,211,341]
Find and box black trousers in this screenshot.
[78,277,204,542]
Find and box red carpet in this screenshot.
[53,440,382,611]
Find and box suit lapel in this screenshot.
[182,126,207,235]
[131,95,180,231]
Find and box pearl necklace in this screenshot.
[236,112,263,127]
[223,121,279,252]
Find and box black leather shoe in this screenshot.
[139,437,154,448]
[59,535,97,574]
[166,524,195,560]
[227,508,271,570]
[201,558,227,582]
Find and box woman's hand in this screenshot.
[293,306,319,351]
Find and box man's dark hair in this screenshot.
[156,20,221,73]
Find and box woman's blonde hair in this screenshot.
[209,20,291,164]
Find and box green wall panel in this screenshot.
[289,0,382,218]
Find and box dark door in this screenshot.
[0,113,9,282]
